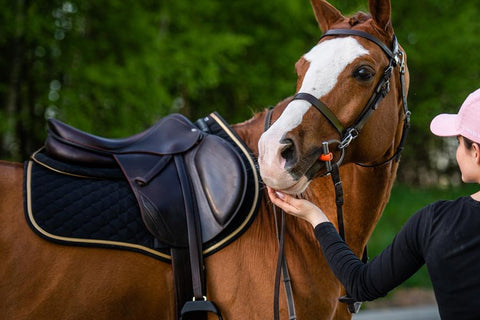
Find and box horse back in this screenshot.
[0,160,23,215]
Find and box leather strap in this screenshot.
[330,162,367,314]
[330,164,345,240]
[175,154,224,319]
[175,155,207,320]
[292,93,344,136]
[322,29,395,59]
[273,206,297,320]
[171,248,194,318]
[265,107,297,320]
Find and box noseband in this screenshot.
[293,29,410,178]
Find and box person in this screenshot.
[267,88,480,320]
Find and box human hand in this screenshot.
[267,187,329,228]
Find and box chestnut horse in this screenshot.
[0,0,409,319]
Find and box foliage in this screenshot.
[391,0,480,185]
[1,0,480,186]
[0,0,319,160]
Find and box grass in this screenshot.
[367,182,479,288]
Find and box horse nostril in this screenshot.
[280,138,297,165]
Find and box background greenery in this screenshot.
[1,0,480,296]
[2,0,480,186]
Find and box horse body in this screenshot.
[0,135,395,320]
[0,121,337,320]
[1,0,408,319]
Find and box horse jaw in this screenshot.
[258,37,368,193]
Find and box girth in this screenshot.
[33,112,260,319]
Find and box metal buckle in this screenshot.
[339,128,359,149]
[396,51,406,74]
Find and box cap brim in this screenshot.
[430,114,459,137]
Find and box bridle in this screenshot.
[293,28,410,179]
[268,28,411,319]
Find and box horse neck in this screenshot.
[317,88,408,255]
[231,113,265,157]
[231,100,402,256]
[305,160,400,256]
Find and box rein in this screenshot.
[265,108,297,320]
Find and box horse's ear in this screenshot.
[310,0,345,32]
[369,0,393,36]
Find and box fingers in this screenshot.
[267,187,300,214]
[275,191,285,200]
[267,187,291,205]
[266,187,329,227]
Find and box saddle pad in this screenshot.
[24,112,260,262]
[24,154,172,260]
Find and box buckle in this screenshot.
[339,128,359,149]
[339,295,363,314]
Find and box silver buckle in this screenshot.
[339,128,359,150]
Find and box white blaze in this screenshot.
[258,37,369,191]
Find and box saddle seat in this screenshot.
[46,114,203,167]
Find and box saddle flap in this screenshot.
[117,133,247,247]
[186,135,247,241]
[115,153,189,247]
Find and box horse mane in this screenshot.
[349,12,371,27]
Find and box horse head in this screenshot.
[258,0,409,194]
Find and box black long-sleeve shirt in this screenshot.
[314,196,480,320]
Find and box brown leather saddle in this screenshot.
[44,112,260,320]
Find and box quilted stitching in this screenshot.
[30,162,155,247]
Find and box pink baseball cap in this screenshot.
[430,88,480,143]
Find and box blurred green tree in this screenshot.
[392,0,480,185]
[1,0,480,188]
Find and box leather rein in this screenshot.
[266,28,410,318]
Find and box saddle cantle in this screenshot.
[26,112,260,319]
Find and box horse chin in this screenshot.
[262,173,311,196]
[279,176,311,195]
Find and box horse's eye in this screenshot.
[353,66,375,82]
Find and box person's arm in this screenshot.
[268,187,428,301]
[315,214,426,301]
